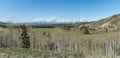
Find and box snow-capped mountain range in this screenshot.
[29,17,85,24]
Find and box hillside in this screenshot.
[89,14,120,32]
[95,14,120,25]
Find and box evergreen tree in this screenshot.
[84,26,91,34]
[105,28,108,33]
[20,24,30,48]
[80,26,90,34]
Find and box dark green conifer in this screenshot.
[20,24,30,48]
[84,26,91,34]
[80,26,91,34]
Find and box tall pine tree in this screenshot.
[20,24,30,48]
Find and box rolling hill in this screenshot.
[90,14,120,32]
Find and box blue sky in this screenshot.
[0,0,120,23]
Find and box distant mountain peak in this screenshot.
[32,17,85,24]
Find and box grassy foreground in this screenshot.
[0,48,76,58]
[0,48,120,58]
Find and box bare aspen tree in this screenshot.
[6,21,13,47]
[0,36,2,47]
